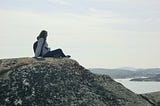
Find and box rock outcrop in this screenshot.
[0,57,158,106]
[140,91,160,106]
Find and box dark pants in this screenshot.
[44,49,66,58]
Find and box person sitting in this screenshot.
[33,30,70,58]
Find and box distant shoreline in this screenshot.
[130,74,160,82]
[115,78,160,94]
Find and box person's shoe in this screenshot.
[65,55,71,58]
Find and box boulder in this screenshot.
[0,57,154,106]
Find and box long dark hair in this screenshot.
[37,30,48,40]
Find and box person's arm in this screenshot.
[45,42,51,51]
[35,38,44,57]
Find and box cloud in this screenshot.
[88,8,114,18]
[47,0,72,6]
[86,0,128,3]
[0,9,160,68]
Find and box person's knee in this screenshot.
[57,48,62,52]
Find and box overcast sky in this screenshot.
[0,0,160,68]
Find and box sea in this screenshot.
[115,78,160,94]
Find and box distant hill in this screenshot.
[89,68,135,78]
[89,68,160,79]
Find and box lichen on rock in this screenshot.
[0,57,157,106]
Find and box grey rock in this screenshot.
[140,91,160,106]
[0,57,155,106]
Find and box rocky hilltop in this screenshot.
[0,57,159,106]
[90,68,160,79]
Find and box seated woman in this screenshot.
[33,30,70,58]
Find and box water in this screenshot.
[115,78,160,94]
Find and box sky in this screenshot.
[0,0,160,68]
